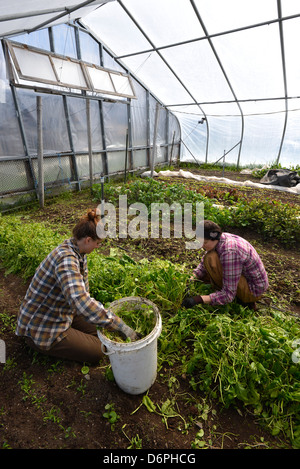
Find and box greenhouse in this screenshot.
[0,0,300,453]
[1,0,300,206]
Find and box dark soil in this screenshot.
[0,168,299,452]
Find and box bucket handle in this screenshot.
[101,343,115,356]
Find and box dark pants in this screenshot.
[204,250,261,304]
[25,315,103,364]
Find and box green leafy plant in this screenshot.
[0,311,16,333]
[101,303,155,342]
[103,403,120,430]
[228,198,300,245]
[92,178,221,225]
[1,177,299,448]
[132,394,187,431]
[122,425,143,449]
[43,406,61,424]
[59,425,76,439]
[184,306,300,448]
[88,248,189,311]
[81,365,90,375]
[76,379,87,397]
[0,214,64,278]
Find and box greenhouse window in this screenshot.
[5,40,136,99]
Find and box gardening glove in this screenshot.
[115,318,142,341]
[181,295,204,308]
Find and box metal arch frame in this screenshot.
[117,0,209,163]
[114,12,300,60]
[189,0,244,167]
[113,1,300,169]
[0,1,113,38]
[0,0,293,201]
[115,0,245,166]
[276,0,288,166]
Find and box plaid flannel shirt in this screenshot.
[193,233,269,305]
[16,238,121,350]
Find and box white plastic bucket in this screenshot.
[97,296,162,395]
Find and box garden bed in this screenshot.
[0,168,299,450]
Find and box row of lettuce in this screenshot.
[93,179,300,246]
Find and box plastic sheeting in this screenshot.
[0,18,181,200]
[0,1,109,38]
[83,0,300,167]
[260,169,300,187]
[158,169,300,194]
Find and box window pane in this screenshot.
[110,73,134,97]
[12,29,50,50]
[52,24,77,58]
[13,46,57,82]
[79,30,100,65]
[52,57,87,88]
[87,67,115,93]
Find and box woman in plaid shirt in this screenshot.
[182,220,269,310]
[16,209,139,363]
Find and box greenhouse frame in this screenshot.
[0,0,300,207]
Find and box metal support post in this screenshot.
[37,96,44,208]
[86,99,93,193]
[151,102,160,177]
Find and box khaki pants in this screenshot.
[25,315,103,364]
[203,250,261,304]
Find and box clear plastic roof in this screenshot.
[81,0,300,167]
[0,1,110,38]
[1,0,300,168]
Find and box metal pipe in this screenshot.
[151,102,160,177]
[190,0,244,168]
[117,0,208,155]
[26,0,98,34]
[276,0,288,165]
[86,98,93,193]
[37,96,44,208]
[115,12,300,59]
[124,129,128,183]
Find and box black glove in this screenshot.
[181,295,204,308]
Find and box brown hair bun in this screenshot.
[87,209,99,223]
[73,208,100,240]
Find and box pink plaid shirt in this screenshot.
[193,233,269,305]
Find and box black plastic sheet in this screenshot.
[260,169,300,187]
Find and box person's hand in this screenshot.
[117,320,142,341]
[122,325,141,341]
[181,295,204,308]
[189,274,198,281]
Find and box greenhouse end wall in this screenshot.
[0,22,181,211]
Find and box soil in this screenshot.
[0,168,299,452]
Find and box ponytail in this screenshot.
[73,209,100,240]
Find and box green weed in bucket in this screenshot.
[101,302,156,342]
